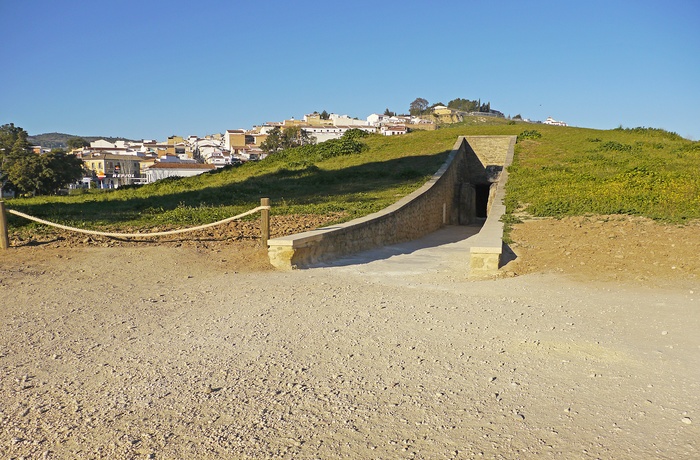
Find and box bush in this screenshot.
[517,130,542,142]
[600,141,632,152]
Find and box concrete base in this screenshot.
[469,246,502,278]
[267,234,322,270]
[267,245,297,270]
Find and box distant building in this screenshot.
[144,163,217,183]
[31,146,51,154]
[303,112,333,126]
[329,114,369,127]
[380,125,408,136]
[544,116,567,126]
[367,113,388,126]
[82,153,143,188]
[224,129,246,151]
[432,105,464,124]
[302,125,376,143]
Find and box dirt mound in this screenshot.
[505,215,700,287]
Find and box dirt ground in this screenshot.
[505,215,700,288]
[1,215,698,459]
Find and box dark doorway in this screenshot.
[474,184,491,218]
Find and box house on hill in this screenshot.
[380,125,408,136]
[544,116,568,126]
[144,162,217,183]
[432,105,464,124]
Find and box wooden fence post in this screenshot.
[0,201,9,250]
[260,197,270,247]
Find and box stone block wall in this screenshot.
[468,136,516,278]
[267,135,515,270]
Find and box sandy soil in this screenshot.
[1,215,698,459]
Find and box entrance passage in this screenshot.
[474,184,491,218]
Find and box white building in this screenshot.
[302,125,376,143]
[144,163,217,183]
[544,116,568,126]
[367,113,388,126]
[90,139,116,149]
[380,125,408,136]
[329,114,370,126]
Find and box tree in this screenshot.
[67,137,90,150]
[283,126,313,147]
[7,154,43,196]
[447,98,479,112]
[409,98,429,116]
[1,124,85,196]
[40,150,84,193]
[6,150,84,196]
[260,127,284,154]
[260,126,314,154]
[320,110,330,120]
[0,123,32,197]
[383,108,395,117]
[342,128,370,141]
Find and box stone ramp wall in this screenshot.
[469,136,516,277]
[267,135,515,271]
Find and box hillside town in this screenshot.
[12,104,560,194]
[59,109,452,189]
[39,105,516,188]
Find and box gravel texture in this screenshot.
[1,215,698,459]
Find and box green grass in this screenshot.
[505,125,700,223]
[5,118,699,237]
[4,129,459,232]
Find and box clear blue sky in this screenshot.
[1,0,698,140]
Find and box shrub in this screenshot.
[517,130,542,142]
[599,141,632,152]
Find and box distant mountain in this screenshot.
[28,132,137,149]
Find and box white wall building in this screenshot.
[367,113,387,126]
[380,125,408,136]
[329,114,370,126]
[302,125,377,143]
[544,116,568,126]
[144,163,217,183]
[90,139,116,149]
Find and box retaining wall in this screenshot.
[267,135,515,270]
[468,136,516,277]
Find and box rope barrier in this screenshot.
[6,205,271,239]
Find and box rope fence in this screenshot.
[0,198,271,249]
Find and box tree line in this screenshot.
[409,97,492,116]
[1,123,84,197]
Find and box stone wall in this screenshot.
[267,135,515,270]
[468,136,516,278]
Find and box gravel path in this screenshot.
[1,234,699,458]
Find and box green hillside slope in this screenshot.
[6,119,700,235]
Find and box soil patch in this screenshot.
[505,215,700,288]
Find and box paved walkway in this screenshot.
[311,224,504,280]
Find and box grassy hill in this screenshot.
[6,118,700,235]
[506,125,700,223]
[28,133,136,149]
